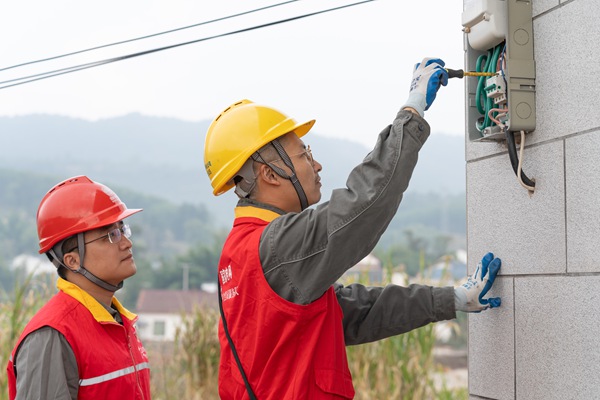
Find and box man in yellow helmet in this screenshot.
[204,58,502,399]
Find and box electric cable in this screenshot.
[488,107,507,128]
[475,42,503,133]
[0,0,376,90]
[505,128,535,191]
[0,0,301,72]
[496,45,535,191]
[496,46,508,102]
[474,53,489,115]
[517,130,535,192]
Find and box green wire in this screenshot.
[475,54,488,115]
[475,43,503,133]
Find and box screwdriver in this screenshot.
[446,68,497,79]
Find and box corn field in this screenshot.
[1,272,467,400]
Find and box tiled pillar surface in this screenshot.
[465,0,600,398]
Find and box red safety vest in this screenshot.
[218,210,355,399]
[7,279,151,400]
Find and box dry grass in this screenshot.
[148,307,221,400]
[0,275,53,400]
[149,272,467,400]
[1,270,467,399]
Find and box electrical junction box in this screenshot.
[462,0,536,141]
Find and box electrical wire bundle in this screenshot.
[475,42,505,133]
[474,41,535,192]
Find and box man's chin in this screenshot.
[313,192,322,204]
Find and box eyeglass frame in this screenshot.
[85,224,131,245]
[269,145,314,165]
[65,224,132,253]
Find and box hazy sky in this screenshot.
[1,0,466,148]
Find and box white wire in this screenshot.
[517,130,535,192]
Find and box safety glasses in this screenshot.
[85,224,132,245]
[271,145,314,165]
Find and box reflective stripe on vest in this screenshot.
[79,362,150,387]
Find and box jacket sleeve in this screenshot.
[15,327,79,400]
[259,109,433,304]
[334,283,456,345]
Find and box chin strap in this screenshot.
[48,233,123,292]
[252,139,309,211]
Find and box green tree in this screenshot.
[375,229,454,276]
[119,232,226,310]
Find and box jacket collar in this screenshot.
[235,198,286,222]
[57,278,137,323]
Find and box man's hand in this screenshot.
[402,57,448,117]
[454,252,502,313]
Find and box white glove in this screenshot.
[402,57,449,116]
[454,252,502,313]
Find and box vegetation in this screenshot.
[0,167,469,399]
[145,293,467,399]
[118,234,227,307]
[148,307,221,400]
[148,257,469,399]
[0,274,53,399]
[375,229,458,277]
[0,169,217,260]
[0,168,466,310]
[0,257,468,400]
[0,169,221,308]
[340,260,467,400]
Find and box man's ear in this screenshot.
[257,164,281,186]
[63,252,80,271]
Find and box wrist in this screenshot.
[402,107,420,115]
[401,93,426,117]
[454,287,468,312]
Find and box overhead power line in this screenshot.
[0,0,300,73]
[0,0,376,90]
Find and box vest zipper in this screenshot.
[126,331,145,400]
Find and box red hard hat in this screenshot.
[37,176,142,254]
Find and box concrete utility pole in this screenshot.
[182,264,189,291]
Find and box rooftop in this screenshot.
[136,289,218,314]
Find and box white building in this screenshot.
[135,288,218,342]
[343,253,383,283]
[10,254,55,276]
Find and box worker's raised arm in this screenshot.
[259,58,449,304]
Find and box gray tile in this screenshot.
[466,0,600,161]
[466,139,507,163]
[566,130,600,273]
[468,277,514,400]
[534,0,600,142]
[533,0,558,16]
[515,276,600,399]
[467,140,565,275]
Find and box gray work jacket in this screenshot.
[13,300,123,400]
[243,109,456,346]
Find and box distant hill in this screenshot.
[0,169,219,262]
[0,113,466,229]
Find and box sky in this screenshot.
[0,0,467,148]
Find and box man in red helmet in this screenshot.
[6,176,151,400]
[204,59,502,399]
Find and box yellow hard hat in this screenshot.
[204,99,315,196]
